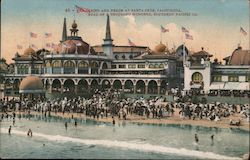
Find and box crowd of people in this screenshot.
[0,90,249,124]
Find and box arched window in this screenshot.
[52,60,62,74]
[192,72,203,83]
[122,55,126,59]
[78,61,88,68]
[159,64,164,68]
[90,61,99,74]
[149,64,154,68]
[64,61,75,74]
[78,61,88,74]
[52,61,62,67]
[129,55,133,59]
[115,55,119,59]
[154,64,159,68]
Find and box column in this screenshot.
[74,85,78,94]
[157,85,161,95]
[145,85,148,94]
[49,84,52,94]
[61,67,64,74]
[122,85,125,92]
[88,67,91,74]
[60,85,64,93]
[14,66,18,74]
[28,65,32,74]
[133,85,136,94]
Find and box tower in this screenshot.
[102,14,113,59]
[61,18,67,42]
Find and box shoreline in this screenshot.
[6,111,249,132]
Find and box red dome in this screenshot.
[54,39,96,55]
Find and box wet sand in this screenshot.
[7,109,249,131]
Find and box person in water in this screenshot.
[112,116,115,125]
[27,129,32,137]
[195,134,199,143]
[8,126,11,135]
[65,122,68,130]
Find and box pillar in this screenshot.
[145,85,148,94]
[88,67,91,74]
[49,84,52,93]
[122,85,125,92]
[74,85,78,94]
[60,85,64,93]
[134,85,136,94]
[61,67,64,74]
[75,66,78,74]
[157,85,161,95]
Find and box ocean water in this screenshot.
[0,114,249,159]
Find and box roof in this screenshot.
[55,39,96,55]
[192,48,212,57]
[92,45,148,53]
[19,76,44,93]
[229,47,250,65]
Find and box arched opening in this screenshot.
[113,80,122,91]
[160,80,168,94]
[45,79,50,90]
[52,79,61,93]
[192,72,203,83]
[78,79,88,93]
[90,79,99,92]
[136,80,145,94]
[13,79,20,95]
[78,61,88,74]
[148,80,157,94]
[102,62,108,69]
[63,79,75,93]
[52,60,62,74]
[64,61,75,74]
[90,61,99,74]
[101,79,111,91]
[124,80,134,93]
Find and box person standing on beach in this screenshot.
[112,116,115,125]
[65,122,68,130]
[74,120,77,127]
[8,126,11,135]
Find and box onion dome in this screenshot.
[23,47,36,56]
[229,46,250,65]
[19,76,44,93]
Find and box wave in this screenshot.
[0,128,241,160]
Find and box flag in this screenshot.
[45,32,52,38]
[46,43,51,48]
[185,33,193,40]
[161,25,169,33]
[182,26,189,33]
[128,39,136,46]
[75,5,91,13]
[30,44,37,49]
[240,27,247,36]
[17,45,22,49]
[30,32,37,38]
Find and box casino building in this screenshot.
[2,15,250,99]
[3,15,184,98]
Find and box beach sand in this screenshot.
[8,108,249,131]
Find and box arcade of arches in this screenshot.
[5,78,169,95]
[46,79,166,95]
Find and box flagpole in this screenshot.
[160,27,162,43]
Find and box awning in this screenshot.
[223,82,249,90]
[238,82,250,90]
[209,82,225,90]
[190,84,201,89]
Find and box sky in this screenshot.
[1,0,249,63]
